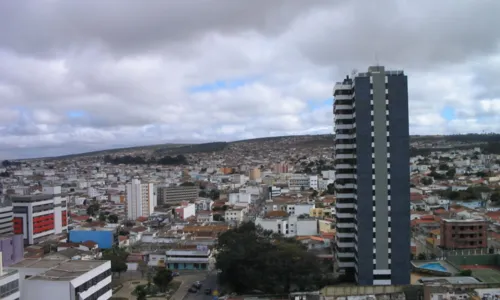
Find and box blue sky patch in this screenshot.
[67,110,86,118]
[308,98,333,110]
[188,77,257,93]
[440,106,456,121]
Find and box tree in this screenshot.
[438,164,449,171]
[216,222,324,294]
[1,160,11,168]
[446,168,456,178]
[459,269,472,276]
[199,190,208,197]
[138,261,148,278]
[102,247,128,277]
[421,177,433,186]
[491,192,500,202]
[180,182,195,186]
[326,183,335,195]
[108,214,119,223]
[135,285,147,300]
[311,190,318,198]
[213,214,225,222]
[86,201,100,216]
[417,253,427,260]
[209,189,220,200]
[98,213,107,222]
[153,269,173,293]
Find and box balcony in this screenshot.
[336,193,356,199]
[336,222,356,228]
[335,153,356,159]
[334,104,352,110]
[335,164,355,169]
[334,83,351,91]
[335,144,356,149]
[334,94,352,100]
[335,134,355,140]
[336,242,355,248]
[336,204,356,211]
[336,114,354,120]
[336,252,355,257]
[335,124,355,130]
[336,174,356,179]
[336,183,356,189]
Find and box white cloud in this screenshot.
[0,1,500,158]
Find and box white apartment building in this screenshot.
[225,207,246,222]
[286,203,315,216]
[228,192,251,204]
[126,179,156,220]
[11,186,68,245]
[255,215,318,237]
[318,178,334,191]
[0,200,13,236]
[321,170,336,180]
[10,258,111,300]
[287,174,310,191]
[0,252,20,300]
[309,175,318,190]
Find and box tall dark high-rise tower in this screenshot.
[333,66,410,285]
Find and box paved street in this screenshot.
[182,271,219,300]
[112,271,211,300]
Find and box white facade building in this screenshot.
[288,174,310,191]
[309,175,318,190]
[126,179,156,220]
[0,252,20,300]
[224,207,246,222]
[255,216,318,237]
[0,201,13,235]
[286,203,315,216]
[9,258,111,300]
[11,186,68,245]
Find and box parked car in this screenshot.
[172,272,180,277]
[188,287,198,293]
[192,281,202,289]
[205,288,212,295]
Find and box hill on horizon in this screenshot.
[16,133,500,161]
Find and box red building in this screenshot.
[440,218,487,250]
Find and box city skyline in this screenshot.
[1,1,500,159]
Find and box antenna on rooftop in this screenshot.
[375,52,380,67]
[351,69,358,78]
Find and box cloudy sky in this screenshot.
[1,0,500,159]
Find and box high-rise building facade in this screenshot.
[333,66,410,285]
[126,179,155,220]
[11,186,68,245]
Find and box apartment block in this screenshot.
[440,219,488,249]
[333,66,410,285]
[126,179,156,220]
[11,186,68,245]
[0,198,13,236]
[157,186,198,205]
[10,258,111,300]
[256,215,318,237]
[0,252,20,300]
